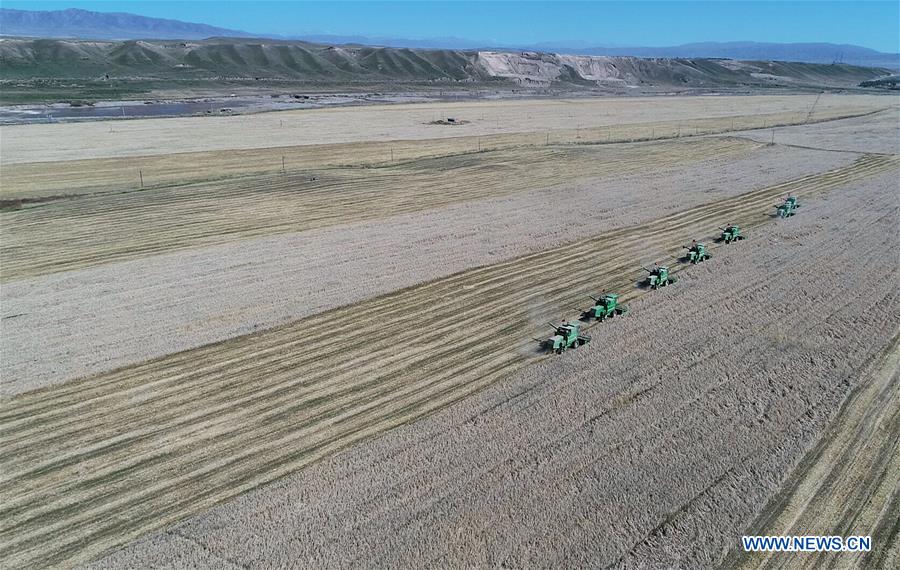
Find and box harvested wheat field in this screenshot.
[1,94,899,569]
[87,171,900,569]
[728,335,900,570]
[0,94,885,164]
[2,140,863,393]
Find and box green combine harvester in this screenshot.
[718,224,745,244]
[546,321,591,354]
[776,196,800,218]
[642,265,677,289]
[683,240,712,264]
[584,293,628,321]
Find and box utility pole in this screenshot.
[806,92,823,123]
[139,170,143,188]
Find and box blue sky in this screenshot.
[4,1,899,52]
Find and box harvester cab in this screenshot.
[642,265,677,289]
[683,240,712,264]
[585,293,628,321]
[718,224,744,244]
[547,321,591,354]
[776,196,799,218]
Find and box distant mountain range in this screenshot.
[0,7,255,41]
[1,7,898,69]
[572,42,899,70]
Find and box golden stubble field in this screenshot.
[2,137,759,280]
[0,93,888,165]
[89,173,900,570]
[1,97,891,281]
[1,94,898,568]
[2,154,898,568]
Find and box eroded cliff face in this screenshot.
[476,51,686,85]
[475,50,889,88]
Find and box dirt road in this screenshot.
[736,107,900,154]
[85,168,899,569]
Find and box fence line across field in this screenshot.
[1,107,878,198]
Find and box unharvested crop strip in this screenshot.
[0,154,897,568]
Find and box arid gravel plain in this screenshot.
[0,94,898,569]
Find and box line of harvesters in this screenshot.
[544,195,799,354]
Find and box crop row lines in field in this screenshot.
[1,137,756,281]
[1,154,895,568]
[1,106,880,202]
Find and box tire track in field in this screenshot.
[0,155,897,568]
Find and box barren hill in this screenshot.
[0,37,888,87]
[0,37,891,104]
